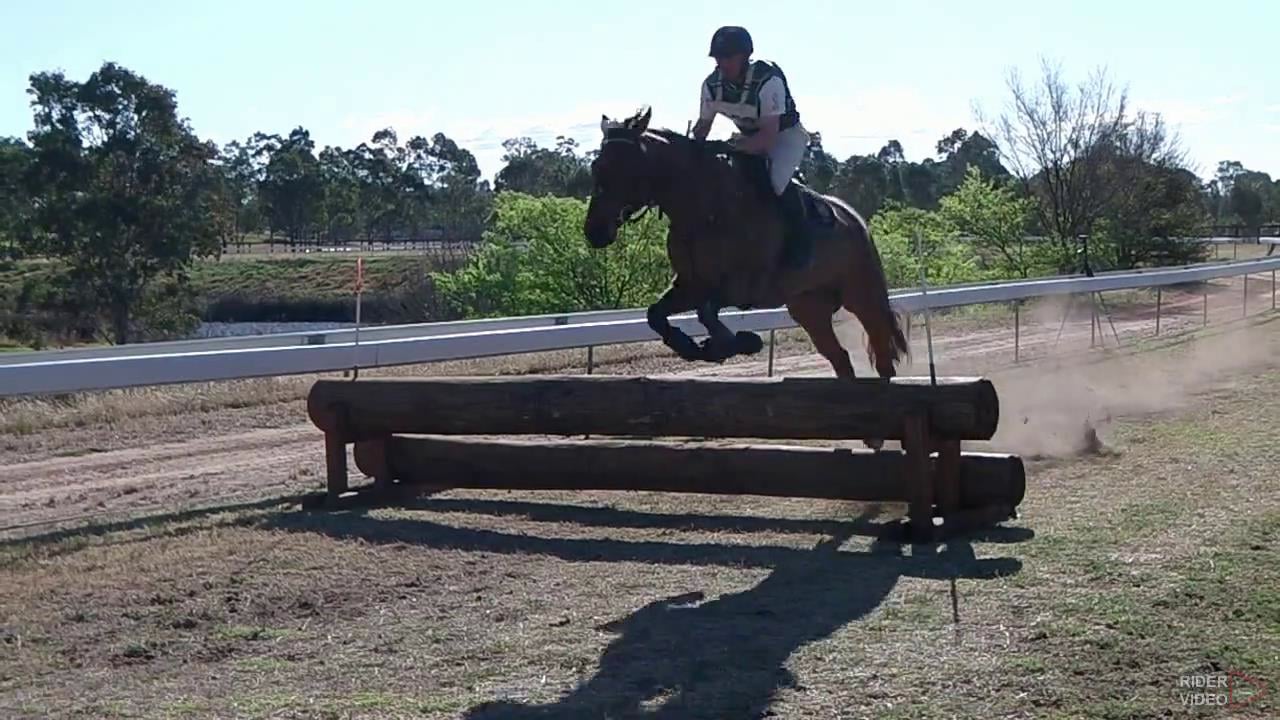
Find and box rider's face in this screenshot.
[714,53,747,81]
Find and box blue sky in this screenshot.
[3,0,1277,183]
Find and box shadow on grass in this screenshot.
[263,496,1030,719]
[0,493,306,555]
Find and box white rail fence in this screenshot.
[2,256,1278,399]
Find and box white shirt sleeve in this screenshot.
[699,81,716,120]
[758,76,786,117]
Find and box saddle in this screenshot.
[695,139,837,232]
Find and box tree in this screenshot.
[218,139,266,248]
[798,131,838,193]
[984,59,1189,269]
[1086,111,1207,268]
[493,136,593,198]
[23,61,226,344]
[0,137,33,259]
[938,166,1042,277]
[255,127,327,246]
[405,132,493,242]
[830,155,892,218]
[935,128,1012,196]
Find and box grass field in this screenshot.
[1,299,1277,718]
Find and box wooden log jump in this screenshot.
[306,375,1023,542]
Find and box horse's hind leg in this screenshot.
[788,291,893,450]
[786,292,854,378]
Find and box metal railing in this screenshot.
[2,256,1278,398]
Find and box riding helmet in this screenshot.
[708,26,753,57]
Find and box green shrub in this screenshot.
[433,192,671,318]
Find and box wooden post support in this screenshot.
[934,438,962,525]
[767,329,776,377]
[324,402,350,501]
[901,412,935,542]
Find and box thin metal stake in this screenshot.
[1203,289,1208,326]
[587,345,595,374]
[1272,270,1276,310]
[1013,301,1020,363]
[913,229,937,385]
[351,256,364,381]
[1090,300,1097,347]
[1243,274,1248,318]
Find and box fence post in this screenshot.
[587,345,595,375]
[1243,274,1249,318]
[767,329,776,377]
[1273,270,1276,311]
[1155,287,1162,335]
[1203,287,1209,326]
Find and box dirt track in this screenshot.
[1,277,1276,538]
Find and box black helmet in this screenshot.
[708,26,753,57]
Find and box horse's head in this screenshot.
[584,105,660,248]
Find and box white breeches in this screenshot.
[767,124,810,195]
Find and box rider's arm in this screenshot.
[693,81,715,140]
[735,76,784,154]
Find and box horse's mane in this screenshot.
[641,127,691,145]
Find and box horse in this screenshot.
[582,105,910,390]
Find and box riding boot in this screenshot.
[778,183,812,270]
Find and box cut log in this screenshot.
[353,435,1025,510]
[310,374,1000,443]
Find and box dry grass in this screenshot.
[1,298,1278,717]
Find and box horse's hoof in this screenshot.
[698,337,734,364]
[864,438,885,451]
[669,335,703,362]
[734,331,764,355]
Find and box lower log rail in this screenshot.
[345,435,1023,538]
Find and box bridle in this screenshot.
[598,130,664,226]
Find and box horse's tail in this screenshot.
[828,197,911,373]
[863,231,912,370]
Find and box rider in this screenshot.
[692,25,813,269]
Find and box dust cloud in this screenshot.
[834,308,1278,459]
[983,317,1278,458]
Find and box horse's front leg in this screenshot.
[695,296,765,363]
[646,280,703,361]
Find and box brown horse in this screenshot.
[583,105,909,384]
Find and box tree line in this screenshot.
[2,60,1278,344]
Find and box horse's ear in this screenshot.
[601,114,623,134]
[635,105,652,131]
